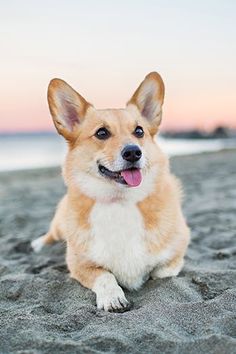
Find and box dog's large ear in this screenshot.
[47,79,91,141]
[127,72,165,134]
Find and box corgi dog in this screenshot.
[32,72,190,312]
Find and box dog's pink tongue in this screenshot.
[121,169,142,187]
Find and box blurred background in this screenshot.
[1,0,236,171]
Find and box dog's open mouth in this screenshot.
[98,165,142,187]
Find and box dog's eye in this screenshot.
[95,127,111,140]
[133,126,144,138]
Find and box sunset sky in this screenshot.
[1,0,235,132]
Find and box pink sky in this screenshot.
[1,1,235,133]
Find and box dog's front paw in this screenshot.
[96,287,131,312]
[93,273,131,312]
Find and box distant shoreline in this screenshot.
[1,126,236,139]
[1,147,236,175]
[1,132,236,172]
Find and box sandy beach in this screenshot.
[0,150,235,354]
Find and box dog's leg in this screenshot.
[31,231,58,253]
[32,195,67,252]
[151,229,190,280]
[31,221,63,253]
[151,253,184,279]
[67,249,130,312]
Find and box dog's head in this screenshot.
[48,72,166,200]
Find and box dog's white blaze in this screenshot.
[89,201,147,289]
[88,201,178,290]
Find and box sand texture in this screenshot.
[0,150,236,353]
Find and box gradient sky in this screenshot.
[1,0,235,132]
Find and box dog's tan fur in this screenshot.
[32,72,190,312]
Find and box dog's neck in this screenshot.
[68,185,126,205]
[96,194,125,204]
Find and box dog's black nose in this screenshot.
[121,145,142,162]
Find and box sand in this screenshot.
[0,150,235,354]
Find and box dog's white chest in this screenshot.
[88,201,152,289]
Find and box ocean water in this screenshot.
[0,133,234,172]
